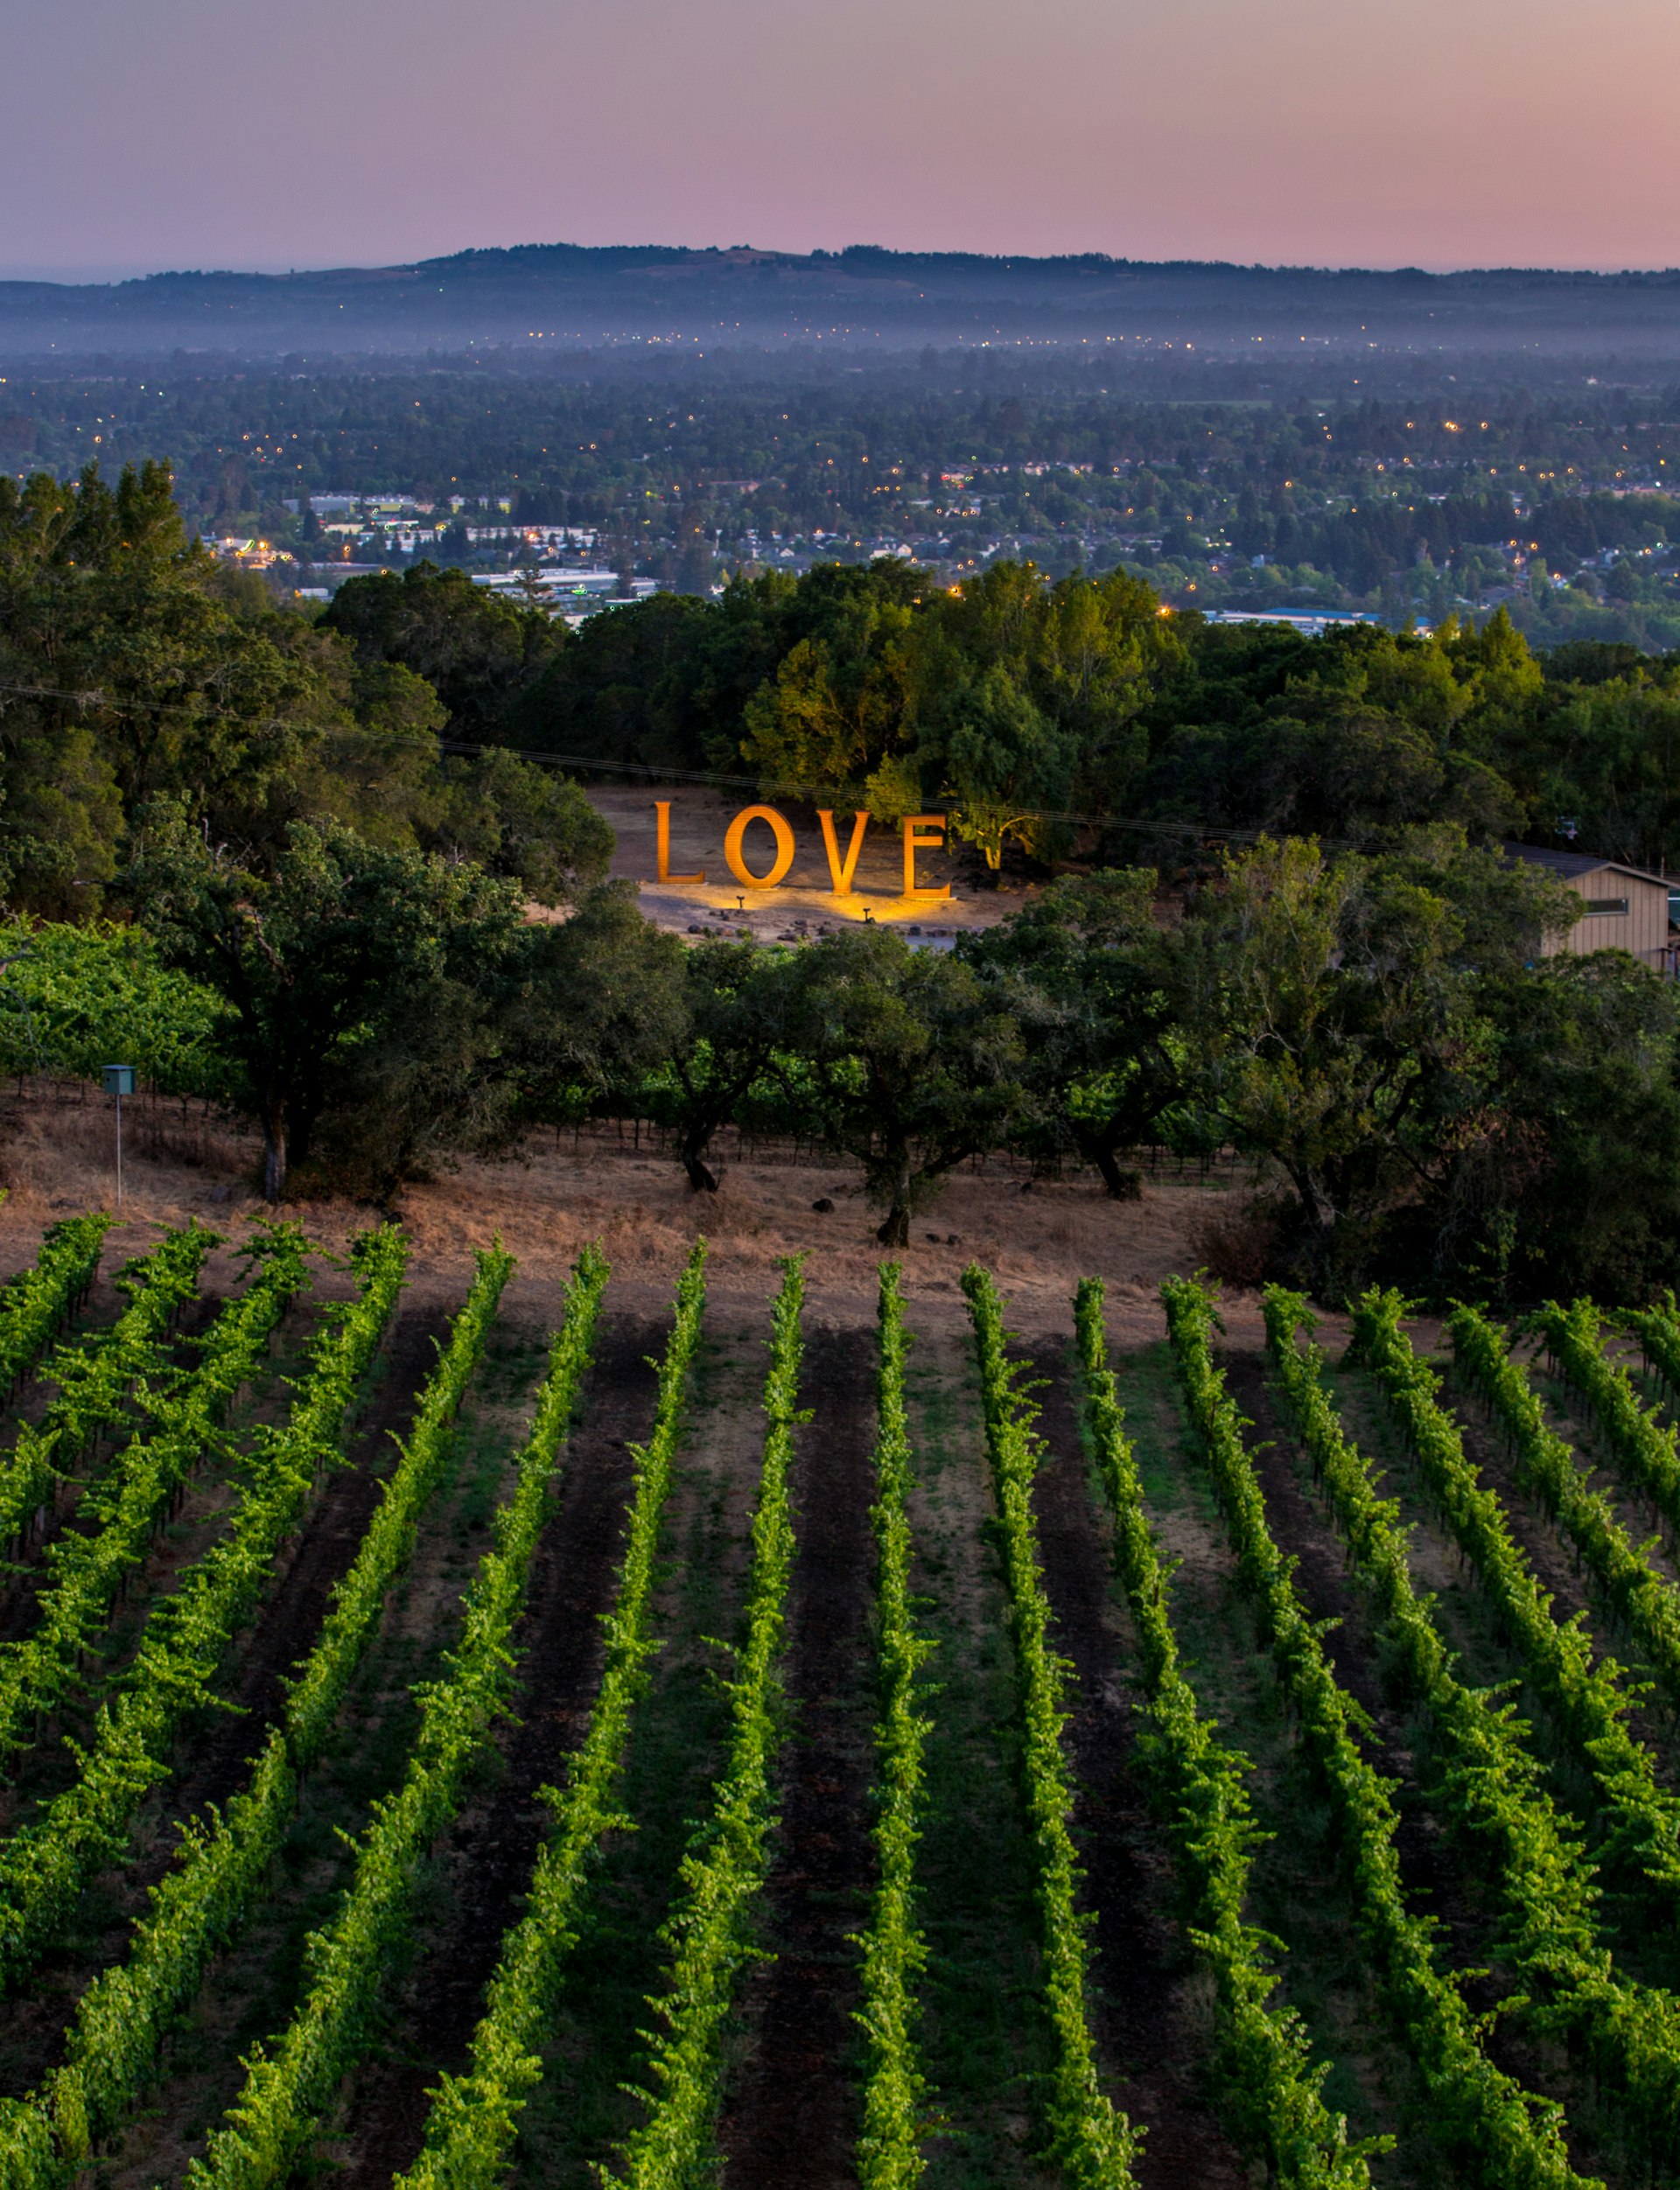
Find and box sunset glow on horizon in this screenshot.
[4,0,1679,279]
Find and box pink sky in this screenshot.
[4,0,1677,277]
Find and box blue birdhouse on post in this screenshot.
[102,1065,136,1208]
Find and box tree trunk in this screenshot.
[289,1095,320,1168]
[1278,1162,1341,1296]
[1084,1134,1142,1201]
[262,1120,287,1205]
[682,1149,720,1193]
[876,1203,910,1248]
[1284,1165,1337,1242]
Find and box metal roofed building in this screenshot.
[1504,843,1677,972]
[1200,609,1391,638]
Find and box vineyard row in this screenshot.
[0,1219,1671,2181]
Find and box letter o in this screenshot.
[723,805,796,889]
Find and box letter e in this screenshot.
[901,815,952,900]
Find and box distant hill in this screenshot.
[6,242,1680,360]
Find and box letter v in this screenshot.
[816,809,868,896]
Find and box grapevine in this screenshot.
[0,1222,211,1552]
[1078,1277,1377,2189]
[1449,1303,1680,1716]
[1270,1286,1680,2170]
[1351,1289,1680,1907]
[1536,1298,1680,1544]
[0,1225,409,1989]
[0,1223,308,1769]
[1164,1277,1590,2190]
[852,1263,935,2190]
[186,1241,606,2190]
[0,1214,111,1403]
[1622,1291,1680,1409]
[395,1240,707,2190]
[0,1242,514,2184]
[962,1264,1140,2190]
[603,1255,805,2190]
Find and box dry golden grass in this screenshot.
[0,1094,1288,1347]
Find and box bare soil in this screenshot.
[718,1325,878,2190]
[588,782,1019,944]
[0,1088,1270,1345]
[1023,1334,1249,2189]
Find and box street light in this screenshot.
[102,1065,136,1211]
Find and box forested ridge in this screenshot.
[4,458,1680,1304]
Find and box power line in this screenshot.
[0,676,1270,850]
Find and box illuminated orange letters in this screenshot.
[654,801,704,885]
[901,814,952,900]
[816,808,869,896]
[724,804,796,889]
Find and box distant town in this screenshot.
[155,370,1680,650]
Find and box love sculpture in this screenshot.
[652,801,951,902]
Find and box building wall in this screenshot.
[1543,866,1672,966]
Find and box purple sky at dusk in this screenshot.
[4,0,1678,279]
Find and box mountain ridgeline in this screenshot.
[8,242,1680,360]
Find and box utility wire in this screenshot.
[0,676,1270,850]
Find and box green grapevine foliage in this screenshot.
[0,1225,308,1769]
[186,1241,605,2190]
[1270,1288,1680,2171]
[1536,1298,1680,1544]
[1165,1277,1590,2190]
[962,1264,1141,2190]
[1352,1290,1680,1908]
[0,1241,513,2185]
[0,1214,110,1403]
[0,920,232,1099]
[853,1263,935,2190]
[1080,1278,1377,2188]
[0,1226,409,1988]
[0,1222,211,1550]
[1449,1303,1680,1715]
[604,1256,805,2190]
[1622,1293,1680,1410]
[396,1241,707,2190]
